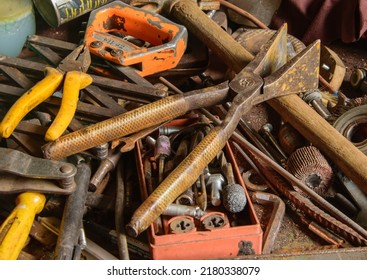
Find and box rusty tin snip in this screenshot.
[125,25,320,236]
[41,25,319,236]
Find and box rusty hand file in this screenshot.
[41,81,229,160]
[126,25,320,237]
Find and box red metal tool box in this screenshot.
[134,119,263,260]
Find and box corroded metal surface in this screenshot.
[41,82,229,160]
[0,148,76,193]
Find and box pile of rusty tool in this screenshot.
[1,0,367,260]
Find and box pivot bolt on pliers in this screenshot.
[0,44,92,141]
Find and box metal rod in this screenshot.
[55,160,91,260]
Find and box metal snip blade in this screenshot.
[244,23,288,77]
[257,40,321,104]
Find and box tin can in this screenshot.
[33,0,116,27]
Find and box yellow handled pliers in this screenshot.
[0,44,92,141]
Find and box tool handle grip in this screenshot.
[45,71,93,141]
[169,0,254,72]
[0,67,63,138]
[127,126,228,237]
[0,192,46,260]
[42,95,189,160]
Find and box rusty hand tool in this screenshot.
[0,147,76,194]
[84,1,188,77]
[115,159,130,260]
[0,44,92,141]
[89,148,122,192]
[55,158,91,260]
[0,192,46,260]
[296,213,346,248]
[168,216,196,234]
[41,80,229,160]
[125,25,320,237]
[200,212,229,230]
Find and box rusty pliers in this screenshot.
[0,44,92,141]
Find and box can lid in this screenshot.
[0,0,33,21]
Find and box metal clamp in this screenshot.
[84,1,188,76]
[0,148,76,194]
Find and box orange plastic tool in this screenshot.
[84,1,188,77]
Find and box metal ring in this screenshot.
[333,104,367,155]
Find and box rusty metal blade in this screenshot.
[244,23,288,77]
[258,40,321,104]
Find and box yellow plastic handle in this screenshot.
[45,71,93,141]
[0,67,64,138]
[0,192,46,260]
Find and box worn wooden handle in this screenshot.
[169,0,254,71]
